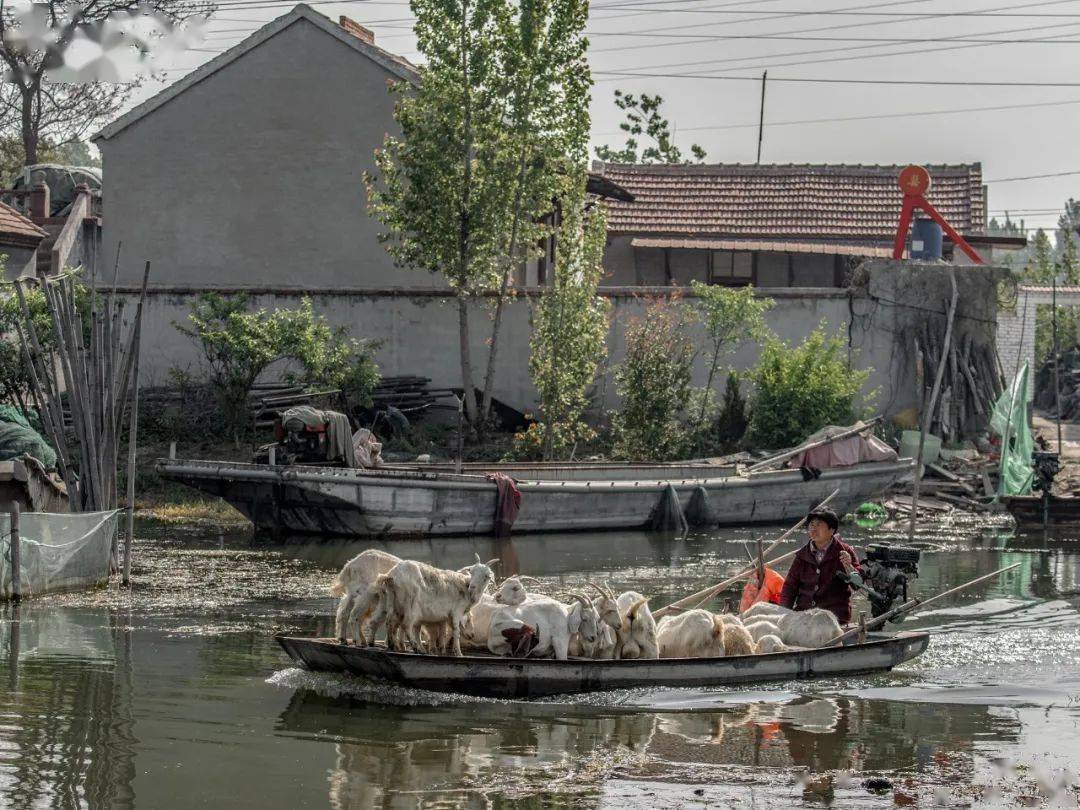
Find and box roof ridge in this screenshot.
[94,3,418,142]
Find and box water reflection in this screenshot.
[0,604,137,810]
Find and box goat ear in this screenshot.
[567,604,582,634]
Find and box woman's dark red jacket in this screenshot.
[778,536,861,624]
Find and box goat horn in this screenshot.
[567,592,593,608]
[587,582,609,598]
[485,558,501,569]
[630,596,649,614]
[474,553,482,565]
[517,576,542,585]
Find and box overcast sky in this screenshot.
[126,0,1080,235]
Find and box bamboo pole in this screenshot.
[827,561,1022,646]
[907,269,958,543]
[123,327,140,586]
[653,488,840,619]
[8,501,20,602]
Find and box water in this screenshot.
[3,515,1080,808]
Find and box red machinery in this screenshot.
[891,165,983,265]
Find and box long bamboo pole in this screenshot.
[827,561,1022,646]
[653,488,840,619]
[907,269,958,542]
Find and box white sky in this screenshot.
[123,0,1080,234]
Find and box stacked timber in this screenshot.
[913,327,1005,443]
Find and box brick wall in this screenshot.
[996,286,1080,400]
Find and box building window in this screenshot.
[709,251,753,285]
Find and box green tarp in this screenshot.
[0,406,57,469]
[990,362,1033,497]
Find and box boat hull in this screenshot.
[276,631,930,698]
[157,458,913,538]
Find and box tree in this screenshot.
[987,213,1026,237]
[611,297,694,461]
[516,184,610,460]
[595,90,706,164]
[1025,229,1055,284]
[0,1,206,166]
[366,0,513,425]
[688,280,772,448]
[478,0,593,426]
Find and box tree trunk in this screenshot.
[20,85,37,165]
[458,295,478,424]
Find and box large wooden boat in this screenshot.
[276,631,930,698]
[157,457,913,538]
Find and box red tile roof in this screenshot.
[0,201,47,246]
[594,162,985,242]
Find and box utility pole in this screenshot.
[1054,274,1063,453]
[756,70,767,164]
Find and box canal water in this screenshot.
[2,515,1080,808]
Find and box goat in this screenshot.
[330,549,400,642]
[719,618,755,657]
[755,634,788,654]
[777,608,842,648]
[743,619,782,643]
[367,555,498,656]
[656,609,725,659]
[740,601,792,622]
[615,591,659,660]
[488,593,601,661]
[462,576,532,650]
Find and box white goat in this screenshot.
[370,555,497,656]
[720,618,756,656]
[462,576,532,650]
[743,619,782,643]
[656,609,725,659]
[488,593,601,661]
[615,591,659,660]
[740,601,792,622]
[755,634,788,654]
[777,608,843,648]
[330,549,401,642]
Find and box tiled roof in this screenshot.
[631,237,893,258]
[594,162,986,241]
[0,201,47,245]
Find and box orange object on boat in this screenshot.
[739,567,786,613]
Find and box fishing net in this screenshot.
[0,510,117,599]
[990,362,1034,497]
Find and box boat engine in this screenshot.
[836,543,920,621]
[273,413,330,464]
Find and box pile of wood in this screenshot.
[370,375,440,416]
[914,328,1006,442]
[889,456,1001,515]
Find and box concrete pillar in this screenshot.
[27,181,49,220]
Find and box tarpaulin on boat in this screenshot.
[787,422,898,470]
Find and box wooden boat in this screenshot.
[276,631,930,698]
[1002,493,1080,526]
[156,457,913,538]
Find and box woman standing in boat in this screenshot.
[778,508,860,624]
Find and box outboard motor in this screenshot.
[836,543,921,621]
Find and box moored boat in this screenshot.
[157,457,914,538]
[276,631,930,698]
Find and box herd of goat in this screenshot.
[329,549,844,660]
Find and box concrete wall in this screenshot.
[120,260,982,420]
[97,18,437,291]
[1,245,38,281]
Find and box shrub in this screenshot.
[176,294,380,442]
[611,298,694,461]
[747,325,870,449]
[715,372,749,450]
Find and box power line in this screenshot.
[593,97,1080,135]
[987,170,1080,182]
[594,71,1080,87]
[591,4,1080,16]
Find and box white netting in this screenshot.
[0,510,118,599]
